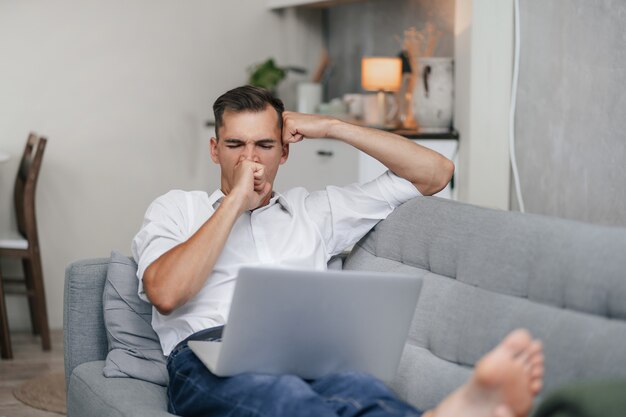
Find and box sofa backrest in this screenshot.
[64,258,110,389]
[65,197,626,412]
[344,197,626,411]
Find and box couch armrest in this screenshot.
[63,258,110,390]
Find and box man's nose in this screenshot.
[241,144,259,162]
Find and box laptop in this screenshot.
[188,266,422,381]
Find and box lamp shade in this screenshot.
[361,57,402,92]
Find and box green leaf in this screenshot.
[247,58,287,91]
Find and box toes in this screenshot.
[516,350,530,365]
[530,367,544,393]
[529,340,543,353]
[531,366,544,379]
[504,329,533,346]
[531,379,543,394]
[501,329,533,354]
[530,350,544,365]
[527,341,543,361]
[493,405,515,417]
[517,339,543,369]
[529,353,545,375]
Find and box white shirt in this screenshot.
[132,170,420,355]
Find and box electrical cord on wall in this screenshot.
[510,0,525,212]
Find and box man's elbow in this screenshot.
[151,297,177,316]
[144,268,178,315]
[441,158,455,189]
[417,157,455,196]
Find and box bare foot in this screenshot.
[424,329,544,417]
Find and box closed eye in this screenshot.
[223,139,276,149]
[225,144,273,149]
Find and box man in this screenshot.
[133,85,543,417]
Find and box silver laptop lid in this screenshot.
[214,266,422,380]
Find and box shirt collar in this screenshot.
[207,189,293,215]
[207,189,226,210]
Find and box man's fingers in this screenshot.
[236,158,256,172]
[252,163,267,192]
[283,131,303,144]
[282,110,333,142]
[253,164,265,176]
[253,166,266,191]
[254,177,265,188]
[282,112,302,143]
[282,117,303,143]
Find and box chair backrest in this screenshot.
[14,133,47,242]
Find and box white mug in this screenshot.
[363,93,398,128]
[343,93,364,119]
[297,82,322,114]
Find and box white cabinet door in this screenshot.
[358,139,458,199]
[274,139,359,192]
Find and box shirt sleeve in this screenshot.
[305,170,421,257]
[131,191,190,302]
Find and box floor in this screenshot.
[0,330,65,417]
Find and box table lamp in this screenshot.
[361,57,402,128]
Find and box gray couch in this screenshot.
[64,197,626,417]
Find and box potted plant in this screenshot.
[247,58,306,93]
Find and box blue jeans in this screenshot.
[167,327,423,417]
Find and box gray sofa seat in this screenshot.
[64,197,626,417]
[64,258,173,417]
[70,361,169,417]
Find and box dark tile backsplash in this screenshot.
[325,0,455,100]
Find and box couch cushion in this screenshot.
[69,361,174,417]
[103,251,168,386]
[346,236,626,411]
[352,197,626,320]
[389,343,472,411]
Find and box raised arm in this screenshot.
[142,160,270,315]
[282,112,454,196]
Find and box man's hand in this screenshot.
[143,159,270,315]
[230,158,272,212]
[282,111,338,144]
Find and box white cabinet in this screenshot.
[274,139,359,192]
[275,137,458,199]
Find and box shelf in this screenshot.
[267,0,364,10]
[391,129,459,140]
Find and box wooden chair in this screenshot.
[0,133,49,359]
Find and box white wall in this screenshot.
[454,0,513,209]
[0,1,323,330]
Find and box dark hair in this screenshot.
[213,85,284,139]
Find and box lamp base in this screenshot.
[363,91,399,129]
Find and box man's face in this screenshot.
[210,105,288,194]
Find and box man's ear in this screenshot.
[210,137,220,164]
[280,142,289,165]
